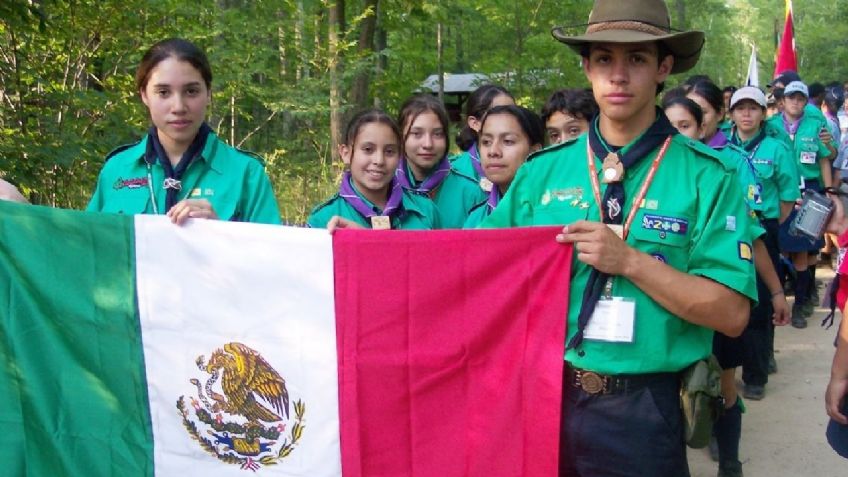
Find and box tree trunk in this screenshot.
[349,0,378,109]
[328,0,344,156]
[437,21,444,103]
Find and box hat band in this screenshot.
[586,21,668,37]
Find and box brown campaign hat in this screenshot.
[552,0,705,74]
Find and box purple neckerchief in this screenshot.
[395,156,451,194]
[469,142,485,177]
[487,186,501,211]
[706,130,729,148]
[339,171,403,219]
[782,112,804,136]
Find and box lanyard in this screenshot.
[585,135,672,240]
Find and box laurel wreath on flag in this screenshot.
[176,396,306,467]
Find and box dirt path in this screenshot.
[688,267,846,476]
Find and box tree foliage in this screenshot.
[1,0,847,223]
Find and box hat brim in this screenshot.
[551,27,705,74]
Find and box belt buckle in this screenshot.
[577,371,608,395]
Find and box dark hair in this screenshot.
[456,84,514,151]
[342,109,402,150]
[809,82,826,99]
[662,95,704,127]
[579,42,673,95]
[773,87,785,100]
[480,105,545,147]
[686,80,724,115]
[397,94,451,158]
[136,38,212,92]
[722,86,738,94]
[825,86,845,113]
[684,75,713,87]
[540,89,598,124]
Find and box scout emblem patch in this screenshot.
[179,342,305,471]
[641,214,688,234]
[113,177,149,190]
[371,215,391,230]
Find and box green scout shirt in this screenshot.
[87,132,281,224]
[766,113,830,181]
[450,149,481,181]
[732,131,800,220]
[714,143,765,215]
[307,188,441,230]
[462,200,491,229]
[481,134,757,375]
[406,165,486,229]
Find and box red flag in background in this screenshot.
[334,227,572,477]
[774,0,797,76]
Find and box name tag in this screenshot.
[584,297,636,343]
[800,151,817,164]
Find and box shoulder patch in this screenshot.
[526,136,579,162]
[105,139,143,162]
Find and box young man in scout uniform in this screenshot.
[481,1,757,475]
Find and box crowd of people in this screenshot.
[3,0,848,476]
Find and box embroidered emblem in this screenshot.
[726,216,737,232]
[540,190,552,206]
[204,188,215,196]
[747,184,763,204]
[112,177,149,190]
[645,199,659,210]
[641,214,688,234]
[191,188,202,197]
[606,197,622,219]
[651,253,667,263]
[178,342,305,471]
[738,241,753,262]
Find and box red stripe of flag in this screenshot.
[334,227,572,477]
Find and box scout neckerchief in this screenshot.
[469,142,485,178]
[396,156,451,198]
[730,127,767,154]
[339,171,404,229]
[706,130,729,149]
[146,122,211,212]
[486,185,501,211]
[566,111,675,352]
[781,111,804,140]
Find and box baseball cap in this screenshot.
[729,86,767,110]
[784,81,809,98]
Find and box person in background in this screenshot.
[540,88,598,145]
[87,38,280,225]
[396,94,485,228]
[308,109,441,230]
[464,105,543,228]
[451,84,515,189]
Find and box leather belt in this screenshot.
[566,366,679,395]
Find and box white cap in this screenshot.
[730,86,767,110]
[784,81,809,98]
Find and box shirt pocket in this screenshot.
[751,158,775,181]
[629,211,693,270]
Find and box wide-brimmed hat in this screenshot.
[551,0,704,74]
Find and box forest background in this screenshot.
[2,0,847,223]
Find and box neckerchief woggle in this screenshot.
[339,171,404,225]
[567,110,676,352]
[146,122,211,212]
[395,156,452,196]
[469,142,485,178]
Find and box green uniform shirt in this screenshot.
[481,134,757,374]
[714,143,765,215]
[407,166,486,229]
[732,132,800,220]
[462,200,491,229]
[766,113,830,181]
[307,188,441,230]
[87,132,281,224]
[449,149,482,182]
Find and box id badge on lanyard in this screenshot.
[585,296,636,343]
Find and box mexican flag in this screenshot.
[0,201,571,476]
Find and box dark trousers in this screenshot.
[559,371,689,477]
[743,219,779,386]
